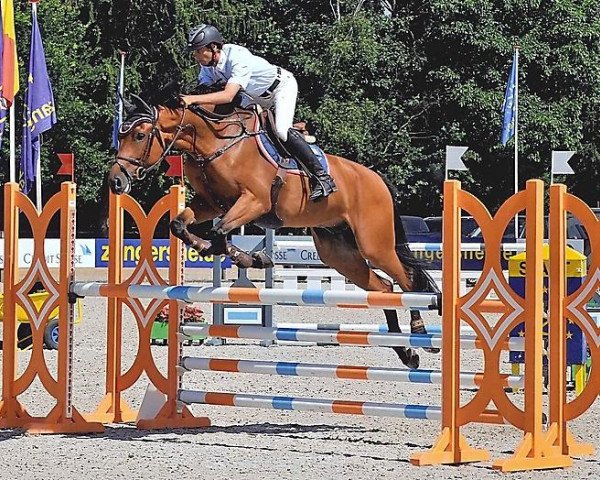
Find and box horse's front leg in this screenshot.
[169,196,219,254]
[212,192,274,269]
[213,191,271,234]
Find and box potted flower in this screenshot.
[151,303,207,345]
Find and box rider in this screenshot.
[180,24,337,202]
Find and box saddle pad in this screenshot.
[256,132,330,176]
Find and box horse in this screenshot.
[108,94,439,369]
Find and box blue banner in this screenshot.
[21,8,56,193]
[94,239,232,269]
[500,50,517,146]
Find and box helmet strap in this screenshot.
[208,44,219,67]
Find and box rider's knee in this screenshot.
[275,125,290,142]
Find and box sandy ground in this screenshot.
[1,269,600,480]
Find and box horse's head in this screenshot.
[109,94,172,195]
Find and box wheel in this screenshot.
[17,323,33,350]
[44,318,60,350]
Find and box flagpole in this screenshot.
[9,104,16,182]
[118,50,125,127]
[513,46,519,239]
[31,1,44,211]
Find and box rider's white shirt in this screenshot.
[197,43,298,141]
[198,44,279,103]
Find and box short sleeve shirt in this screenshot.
[198,44,279,104]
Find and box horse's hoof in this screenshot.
[410,318,441,354]
[395,347,420,369]
[227,247,254,268]
[251,251,274,269]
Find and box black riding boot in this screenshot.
[283,128,337,202]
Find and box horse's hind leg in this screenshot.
[346,209,439,353]
[311,227,420,369]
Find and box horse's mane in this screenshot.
[123,80,253,127]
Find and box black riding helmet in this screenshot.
[185,24,224,53]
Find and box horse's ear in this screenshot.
[123,97,136,114]
[131,94,153,114]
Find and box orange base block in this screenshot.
[492,432,573,472]
[84,394,138,424]
[411,427,490,466]
[0,401,104,434]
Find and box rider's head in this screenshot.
[185,24,224,67]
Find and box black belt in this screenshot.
[260,67,282,97]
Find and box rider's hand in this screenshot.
[179,95,192,108]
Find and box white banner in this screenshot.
[0,239,96,268]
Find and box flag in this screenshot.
[165,155,183,177]
[551,151,575,175]
[0,7,3,83]
[57,152,74,176]
[0,0,19,149]
[21,8,56,194]
[500,50,518,146]
[1,0,19,106]
[445,146,468,172]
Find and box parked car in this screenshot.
[567,208,600,257]
[424,216,478,240]
[463,217,526,243]
[401,216,441,243]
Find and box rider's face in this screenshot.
[193,46,214,66]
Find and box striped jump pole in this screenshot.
[275,322,476,335]
[179,325,525,352]
[180,357,524,389]
[71,283,440,311]
[178,390,442,420]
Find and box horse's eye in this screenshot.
[134,132,146,141]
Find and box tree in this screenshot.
[1,0,599,232]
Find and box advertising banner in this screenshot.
[94,239,232,269]
[0,239,96,268]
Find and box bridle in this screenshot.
[111,107,189,182]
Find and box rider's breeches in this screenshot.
[255,68,298,142]
[272,70,298,142]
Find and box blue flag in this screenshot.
[21,8,56,194]
[500,50,518,145]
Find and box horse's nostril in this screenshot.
[110,177,122,193]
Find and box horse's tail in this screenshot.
[380,174,440,294]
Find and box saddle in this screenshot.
[257,108,317,165]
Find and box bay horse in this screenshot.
[108,94,439,368]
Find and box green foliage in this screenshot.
[1,0,599,231]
